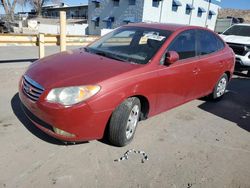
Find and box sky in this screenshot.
[63,0,250,10]
[0,0,250,14]
[62,0,250,10]
[220,0,250,10]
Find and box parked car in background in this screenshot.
[220,24,250,75]
[215,17,244,34]
[19,23,235,146]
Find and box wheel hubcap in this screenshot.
[216,77,227,97]
[126,105,140,139]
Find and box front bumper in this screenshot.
[234,53,250,71]
[19,85,112,142]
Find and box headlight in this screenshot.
[46,85,101,106]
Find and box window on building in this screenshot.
[91,16,100,27]
[92,0,100,8]
[129,0,136,5]
[208,10,216,19]
[103,17,115,29]
[123,17,135,24]
[152,0,160,7]
[113,0,120,7]
[167,30,197,60]
[186,4,194,15]
[197,7,206,17]
[172,0,182,12]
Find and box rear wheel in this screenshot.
[211,73,228,99]
[109,97,141,147]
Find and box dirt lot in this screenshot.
[0,47,250,188]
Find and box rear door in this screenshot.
[195,29,226,97]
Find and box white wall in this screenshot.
[160,0,192,24]
[189,0,209,27]
[88,0,220,35]
[205,3,219,30]
[38,23,88,35]
[142,0,219,30]
[142,0,162,22]
[188,0,219,30]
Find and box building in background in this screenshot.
[88,0,220,35]
[42,3,88,19]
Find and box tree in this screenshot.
[20,0,60,16]
[0,0,18,21]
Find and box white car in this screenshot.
[220,24,250,75]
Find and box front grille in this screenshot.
[22,75,44,102]
[227,43,247,56]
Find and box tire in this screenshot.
[109,97,141,147]
[211,73,228,100]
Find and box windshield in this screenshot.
[87,26,172,64]
[223,25,250,37]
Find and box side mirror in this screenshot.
[164,51,179,65]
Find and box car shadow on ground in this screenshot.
[11,93,88,146]
[199,77,250,132]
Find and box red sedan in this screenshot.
[19,23,235,146]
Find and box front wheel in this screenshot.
[211,73,228,100]
[109,97,141,147]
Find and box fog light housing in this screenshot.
[53,127,75,137]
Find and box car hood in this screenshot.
[220,34,250,45]
[25,48,142,89]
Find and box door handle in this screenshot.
[192,67,200,74]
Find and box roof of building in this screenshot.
[43,3,88,10]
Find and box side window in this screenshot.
[129,0,136,5]
[198,30,224,55]
[167,30,197,60]
[216,37,225,51]
[152,0,160,7]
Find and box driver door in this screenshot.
[155,29,200,113]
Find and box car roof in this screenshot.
[124,22,206,32]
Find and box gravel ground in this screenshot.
[0,47,250,188]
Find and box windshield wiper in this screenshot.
[88,48,137,64]
[95,51,127,62]
[84,47,89,52]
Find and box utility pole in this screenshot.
[188,0,195,25]
[159,0,164,23]
[205,0,211,28]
